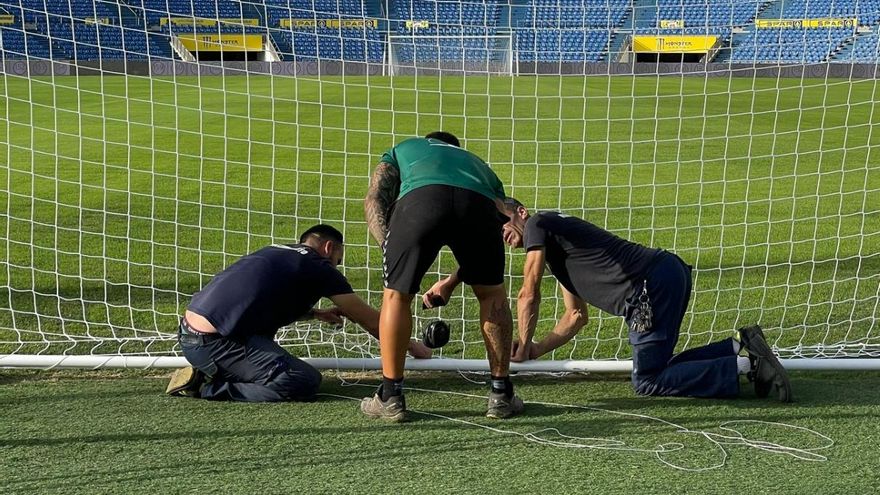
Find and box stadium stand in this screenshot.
[636,0,768,29]
[135,0,243,25]
[266,0,383,62]
[0,0,174,59]
[835,31,880,61]
[725,0,868,63]
[728,27,854,63]
[3,0,880,64]
[513,0,627,62]
[774,0,880,25]
[387,0,504,64]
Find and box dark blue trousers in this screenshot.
[178,323,322,402]
[628,253,739,398]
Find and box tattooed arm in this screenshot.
[364,161,400,246]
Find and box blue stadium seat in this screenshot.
[265,0,382,61]
[729,27,853,63]
[511,1,623,62]
[637,0,765,30]
[388,0,503,63]
[519,0,628,28]
[724,0,874,62]
[836,32,880,62]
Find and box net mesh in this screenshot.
[0,0,878,366]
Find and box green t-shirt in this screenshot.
[380,137,505,201]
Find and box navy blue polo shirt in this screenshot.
[188,244,354,338]
[523,212,662,317]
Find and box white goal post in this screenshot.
[386,34,514,76]
[3,355,880,371]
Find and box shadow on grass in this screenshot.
[322,370,880,424]
[0,370,40,385]
[5,370,879,424]
[0,434,508,490]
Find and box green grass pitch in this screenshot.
[2,370,880,493]
[0,74,879,491]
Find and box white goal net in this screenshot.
[0,0,878,370]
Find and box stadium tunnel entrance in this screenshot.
[636,53,704,63]
[172,34,280,62]
[623,34,721,64]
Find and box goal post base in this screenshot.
[2,355,880,371]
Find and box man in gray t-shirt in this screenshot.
[428,199,792,402]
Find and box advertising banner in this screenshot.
[632,35,718,53]
[178,34,263,52]
[755,18,857,28]
[281,18,378,28]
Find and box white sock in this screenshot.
[732,339,742,354]
[736,356,752,375]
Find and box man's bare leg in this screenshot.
[361,288,415,421]
[379,288,414,380]
[471,283,523,418]
[471,284,513,377]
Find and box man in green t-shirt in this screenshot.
[361,131,524,421]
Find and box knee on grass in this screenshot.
[631,375,659,396]
[274,364,323,401]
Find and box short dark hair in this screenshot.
[425,131,460,147]
[502,197,525,214]
[299,224,344,244]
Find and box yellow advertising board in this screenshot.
[755,18,857,28]
[659,19,684,29]
[161,17,218,27]
[406,20,430,29]
[178,34,263,52]
[0,14,15,25]
[280,18,378,28]
[160,17,260,27]
[85,17,112,25]
[220,18,260,26]
[632,35,718,53]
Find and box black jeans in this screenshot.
[178,321,322,402]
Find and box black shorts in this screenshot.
[382,184,506,294]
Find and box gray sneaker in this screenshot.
[360,393,408,422]
[165,366,204,397]
[738,325,793,402]
[486,392,524,419]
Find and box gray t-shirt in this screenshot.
[523,211,662,316]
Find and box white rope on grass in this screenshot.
[321,381,834,472]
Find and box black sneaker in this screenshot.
[738,325,792,402]
[360,393,408,422]
[486,392,524,419]
[165,367,204,397]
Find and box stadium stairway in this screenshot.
[606,4,636,61]
[117,3,143,26]
[241,1,264,23]
[493,2,513,62]
[713,0,778,63]
[827,33,858,61]
[508,0,529,27]
[365,0,383,19]
[631,0,657,30]
[758,0,783,18]
[835,31,880,62]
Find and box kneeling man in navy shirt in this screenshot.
[166,224,431,402]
